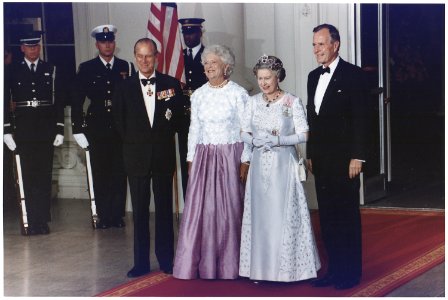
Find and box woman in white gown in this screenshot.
[239,55,321,282]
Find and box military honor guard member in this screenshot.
[3,31,65,235]
[177,18,208,197]
[71,25,135,229]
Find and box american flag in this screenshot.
[147,2,185,83]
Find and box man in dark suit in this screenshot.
[177,18,207,197]
[3,31,65,235]
[306,24,369,290]
[113,38,185,278]
[71,25,135,229]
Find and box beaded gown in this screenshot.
[239,92,321,282]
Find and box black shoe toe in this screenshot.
[127,267,150,278]
[335,278,360,290]
[311,275,335,287]
[112,218,126,228]
[96,220,110,229]
[39,223,50,234]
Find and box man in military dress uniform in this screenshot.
[3,31,65,235]
[178,18,208,197]
[71,25,135,229]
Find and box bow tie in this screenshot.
[320,67,331,75]
[141,77,156,86]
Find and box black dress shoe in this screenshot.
[335,278,360,290]
[96,219,110,229]
[38,223,50,234]
[162,267,173,275]
[111,218,126,228]
[25,225,40,236]
[311,275,335,287]
[127,267,150,278]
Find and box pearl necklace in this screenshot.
[263,89,282,107]
[208,79,228,89]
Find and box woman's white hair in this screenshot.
[201,44,235,77]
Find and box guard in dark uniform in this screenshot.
[3,31,65,235]
[178,18,208,197]
[71,25,135,229]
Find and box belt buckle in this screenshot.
[28,100,39,107]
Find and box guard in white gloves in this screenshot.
[3,30,65,235]
[70,24,135,229]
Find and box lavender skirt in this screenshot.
[173,143,244,279]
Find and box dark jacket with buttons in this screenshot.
[71,56,135,138]
[4,59,64,142]
[183,45,207,92]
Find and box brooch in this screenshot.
[165,108,172,120]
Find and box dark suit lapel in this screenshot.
[319,59,345,114]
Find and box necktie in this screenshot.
[106,63,111,71]
[187,48,193,59]
[30,63,35,73]
[320,66,330,75]
[141,77,156,86]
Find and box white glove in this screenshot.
[266,134,280,147]
[73,133,89,149]
[240,131,253,144]
[53,134,64,146]
[3,134,16,151]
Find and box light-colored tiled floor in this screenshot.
[3,193,444,297]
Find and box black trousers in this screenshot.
[88,136,127,221]
[16,140,54,224]
[314,172,362,282]
[128,172,174,271]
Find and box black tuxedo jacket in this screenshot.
[112,71,185,176]
[306,58,368,176]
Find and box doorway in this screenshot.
[359,4,444,208]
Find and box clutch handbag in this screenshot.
[297,157,308,182]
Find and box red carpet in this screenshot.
[97,208,444,297]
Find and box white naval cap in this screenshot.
[90,24,117,41]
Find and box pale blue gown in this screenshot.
[239,92,321,282]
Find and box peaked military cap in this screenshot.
[178,18,205,34]
[20,30,43,45]
[91,24,117,41]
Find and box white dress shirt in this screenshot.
[99,56,115,68]
[24,58,39,71]
[188,43,202,59]
[139,71,156,126]
[314,56,340,114]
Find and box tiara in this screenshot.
[257,54,283,71]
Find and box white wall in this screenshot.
[67,2,355,210]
